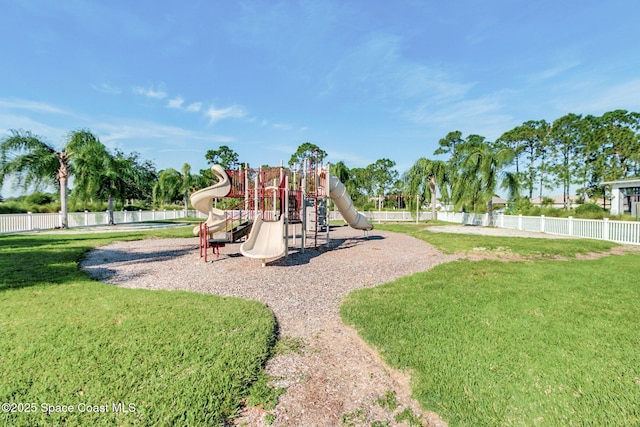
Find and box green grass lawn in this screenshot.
[342,223,640,426]
[376,223,617,257]
[0,226,276,426]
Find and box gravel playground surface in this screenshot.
[80,224,572,426]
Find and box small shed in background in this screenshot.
[602,178,640,217]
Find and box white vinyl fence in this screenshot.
[329,210,433,223]
[5,207,638,246]
[0,209,190,234]
[437,211,640,246]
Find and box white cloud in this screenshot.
[325,149,372,168]
[271,123,293,131]
[528,61,581,82]
[0,113,68,143]
[186,102,202,112]
[167,96,184,109]
[92,119,235,156]
[133,86,167,99]
[557,77,640,115]
[91,82,122,95]
[204,105,246,124]
[0,98,68,115]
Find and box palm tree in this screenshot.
[0,129,100,228]
[67,131,130,225]
[153,168,182,206]
[180,163,197,214]
[405,158,447,220]
[446,134,488,212]
[459,141,516,225]
[102,152,135,225]
[330,161,350,184]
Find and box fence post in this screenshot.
[518,214,523,230]
[105,210,109,225]
[84,210,89,226]
[28,212,33,231]
[139,209,143,222]
[568,216,573,236]
[540,215,545,233]
[603,217,609,241]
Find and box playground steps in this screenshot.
[227,220,253,242]
[207,220,253,246]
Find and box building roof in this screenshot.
[491,196,507,204]
[530,194,580,204]
[602,177,640,187]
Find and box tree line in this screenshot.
[1,108,638,226]
[403,109,640,223]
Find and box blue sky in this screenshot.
[2,0,640,197]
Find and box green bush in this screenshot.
[122,204,146,211]
[575,203,605,218]
[540,207,570,218]
[362,202,375,211]
[0,201,24,214]
[512,198,535,215]
[24,192,56,205]
[541,196,555,207]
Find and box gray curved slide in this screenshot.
[328,176,373,231]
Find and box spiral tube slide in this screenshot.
[189,165,232,236]
[328,176,373,231]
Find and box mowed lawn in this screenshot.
[0,226,276,426]
[341,224,640,426]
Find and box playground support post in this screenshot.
[244,163,249,211]
[254,174,259,219]
[314,149,319,248]
[326,163,330,244]
[284,174,289,258]
[301,161,307,253]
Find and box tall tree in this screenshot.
[434,130,464,157]
[549,113,584,209]
[330,160,350,184]
[68,131,110,206]
[288,142,327,169]
[366,158,399,207]
[458,140,516,224]
[0,129,100,228]
[180,163,198,212]
[444,134,488,211]
[345,167,369,206]
[405,158,447,219]
[205,145,239,169]
[590,110,640,181]
[153,168,182,206]
[119,152,157,205]
[497,120,550,199]
[71,137,137,225]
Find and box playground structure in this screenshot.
[190,160,373,266]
